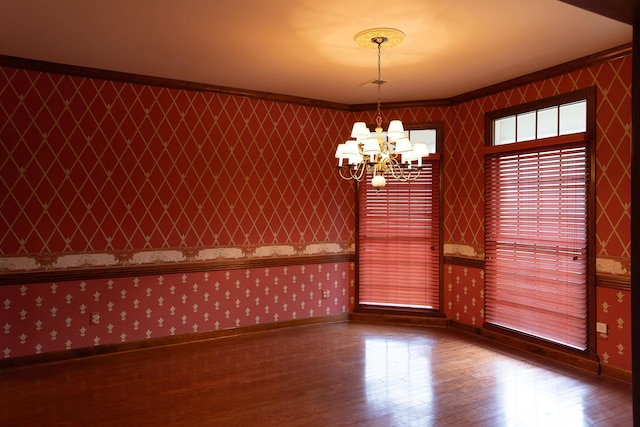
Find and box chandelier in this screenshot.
[335,28,428,189]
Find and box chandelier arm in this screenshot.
[353,161,368,181]
[385,158,423,182]
[386,158,405,181]
[338,166,355,180]
[400,166,422,181]
[337,163,368,182]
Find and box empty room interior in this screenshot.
[1,1,639,426]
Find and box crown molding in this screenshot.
[0,54,351,111]
[449,43,631,105]
[0,43,631,112]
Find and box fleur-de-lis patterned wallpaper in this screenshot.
[1,263,353,358]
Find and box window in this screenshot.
[357,123,442,311]
[484,88,595,351]
[493,100,587,145]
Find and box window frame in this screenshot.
[483,87,597,354]
[354,121,444,316]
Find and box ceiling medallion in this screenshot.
[353,27,405,49]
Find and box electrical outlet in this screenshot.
[323,290,330,299]
[596,322,607,334]
[90,312,100,325]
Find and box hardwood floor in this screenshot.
[0,322,632,426]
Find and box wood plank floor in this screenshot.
[0,322,633,426]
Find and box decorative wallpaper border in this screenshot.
[444,242,629,278]
[443,243,484,259]
[0,243,355,273]
[0,242,355,272]
[0,243,356,287]
[596,256,630,276]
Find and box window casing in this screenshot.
[356,122,443,312]
[484,88,596,352]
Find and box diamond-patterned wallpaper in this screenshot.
[0,68,356,270]
[1,59,629,272]
[378,56,631,269]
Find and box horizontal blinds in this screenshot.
[358,162,440,309]
[485,141,588,350]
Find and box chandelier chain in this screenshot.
[376,39,383,127]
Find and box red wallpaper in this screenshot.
[0,69,355,270]
[596,287,632,371]
[444,264,484,327]
[1,262,353,359]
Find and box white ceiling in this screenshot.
[0,0,632,105]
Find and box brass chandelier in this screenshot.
[335,28,428,189]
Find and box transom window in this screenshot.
[493,99,587,145]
